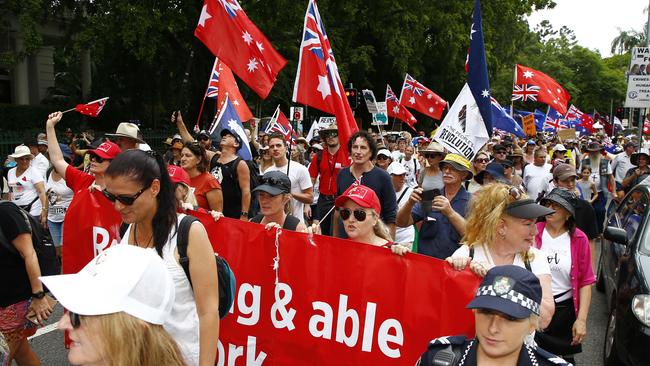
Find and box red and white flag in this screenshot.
[386,84,417,130]
[514,64,571,115]
[194,0,287,99]
[399,74,446,120]
[205,58,254,121]
[292,0,358,160]
[75,97,109,117]
[265,106,297,145]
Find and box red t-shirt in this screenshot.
[190,172,222,210]
[65,165,96,192]
[308,148,349,195]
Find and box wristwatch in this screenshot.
[32,291,46,299]
[240,211,249,218]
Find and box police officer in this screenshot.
[416,265,571,366]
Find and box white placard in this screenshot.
[625,47,650,108]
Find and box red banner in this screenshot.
[194,212,481,365]
[62,190,122,274]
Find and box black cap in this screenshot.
[252,171,291,196]
[493,143,507,153]
[467,265,542,319]
[198,130,210,138]
[220,129,243,151]
[506,199,555,219]
[540,188,577,217]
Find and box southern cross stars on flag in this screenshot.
[513,64,570,115]
[385,84,417,129]
[399,74,446,120]
[511,84,540,102]
[204,58,254,121]
[293,0,357,161]
[194,0,287,99]
[74,97,109,117]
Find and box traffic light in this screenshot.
[615,106,624,119]
[345,88,359,109]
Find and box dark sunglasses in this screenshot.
[322,131,338,138]
[377,155,390,161]
[260,177,289,190]
[89,154,106,163]
[423,153,444,159]
[339,208,368,221]
[475,158,489,163]
[102,184,150,206]
[494,150,507,155]
[69,311,82,329]
[199,136,210,141]
[508,186,525,200]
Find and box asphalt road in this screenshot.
[20,243,610,366]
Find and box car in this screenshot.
[596,183,650,366]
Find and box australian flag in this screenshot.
[467,0,492,135]
[491,97,525,137]
[543,107,566,131]
[208,97,252,160]
[514,109,546,131]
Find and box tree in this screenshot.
[610,28,646,55]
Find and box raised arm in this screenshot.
[45,112,69,179]
[172,111,195,143]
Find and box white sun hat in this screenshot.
[40,245,175,325]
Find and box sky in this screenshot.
[527,0,648,57]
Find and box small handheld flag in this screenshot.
[63,97,109,117]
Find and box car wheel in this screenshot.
[604,304,622,366]
[596,253,605,292]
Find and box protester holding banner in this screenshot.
[417,265,570,366]
[104,150,219,366]
[447,183,555,328]
[534,188,594,365]
[397,154,472,259]
[335,131,397,240]
[181,142,223,212]
[41,245,186,366]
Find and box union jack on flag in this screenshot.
[205,59,221,98]
[265,106,297,145]
[511,84,540,102]
[403,74,425,96]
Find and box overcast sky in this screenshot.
[527,0,649,57]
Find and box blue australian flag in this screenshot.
[467,0,492,136]
[491,97,525,137]
[209,97,252,160]
[515,109,546,131]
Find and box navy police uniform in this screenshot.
[416,335,572,366]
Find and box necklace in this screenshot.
[133,224,153,248]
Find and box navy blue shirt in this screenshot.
[412,186,470,259]
[336,166,397,225]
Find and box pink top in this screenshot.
[534,222,595,313]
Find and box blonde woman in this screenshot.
[446,183,556,328]
[41,245,186,366]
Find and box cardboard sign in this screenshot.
[363,89,379,114]
[557,128,577,141]
[521,114,537,137]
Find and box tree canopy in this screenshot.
[1,0,629,131]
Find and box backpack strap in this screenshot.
[316,150,323,169]
[468,246,474,259]
[176,215,199,288]
[523,249,532,272]
[282,215,300,231]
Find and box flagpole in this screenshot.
[510,64,517,117]
[195,94,208,132]
[609,99,614,137]
[62,108,76,114]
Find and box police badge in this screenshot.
[493,276,514,295]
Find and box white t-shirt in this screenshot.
[46,174,74,223]
[611,152,633,183]
[266,162,313,224]
[452,244,551,277]
[401,157,421,188]
[587,157,613,191]
[391,150,405,162]
[8,167,44,216]
[31,153,49,178]
[523,163,551,201]
[394,185,415,246]
[540,230,573,302]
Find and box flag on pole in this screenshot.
[543,107,567,131]
[386,84,417,129]
[433,0,490,160]
[265,106,298,145]
[194,0,287,99]
[514,64,571,115]
[292,0,357,160]
[491,97,525,137]
[209,96,252,160]
[74,97,109,117]
[399,74,446,120]
[205,58,254,121]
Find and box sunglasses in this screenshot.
[89,154,106,163]
[102,184,150,206]
[494,150,507,155]
[199,136,210,141]
[322,132,338,138]
[508,186,525,200]
[339,208,369,221]
[475,158,489,164]
[377,155,390,161]
[260,177,288,190]
[423,153,444,159]
[69,311,82,329]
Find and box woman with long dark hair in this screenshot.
[103,150,219,366]
[534,188,594,364]
[180,143,222,212]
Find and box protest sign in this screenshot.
[362,89,379,114]
[372,102,389,126]
[625,47,650,108]
[557,128,576,141]
[522,113,537,136]
[193,212,480,365]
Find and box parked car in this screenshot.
[596,183,650,366]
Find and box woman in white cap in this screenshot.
[447,183,556,329]
[6,145,47,225]
[41,245,186,366]
[417,141,446,191]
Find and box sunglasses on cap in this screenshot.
[102,184,150,206]
[508,186,525,200]
[423,152,444,158]
[89,154,107,163]
[69,311,82,329]
[339,208,370,221]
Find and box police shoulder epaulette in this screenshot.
[427,335,467,347]
[528,344,572,365]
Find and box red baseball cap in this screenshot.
[167,165,190,187]
[335,184,381,215]
[89,141,121,160]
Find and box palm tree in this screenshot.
[611,28,646,55]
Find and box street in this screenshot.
[20,242,609,366]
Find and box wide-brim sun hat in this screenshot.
[475,162,507,185]
[105,122,145,144]
[438,153,473,180]
[421,141,445,153]
[631,148,650,166]
[9,145,33,159]
[540,188,577,217]
[40,245,175,325]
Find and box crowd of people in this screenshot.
[1,108,647,365]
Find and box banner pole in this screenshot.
[61,108,76,114]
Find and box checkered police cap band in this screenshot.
[475,285,541,315]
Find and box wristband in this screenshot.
[240,211,249,217]
[32,291,46,299]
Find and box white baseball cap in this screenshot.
[377,149,392,158]
[40,245,175,325]
[387,161,407,175]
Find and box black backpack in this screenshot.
[0,201,61,277]
[119,216,236,319]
